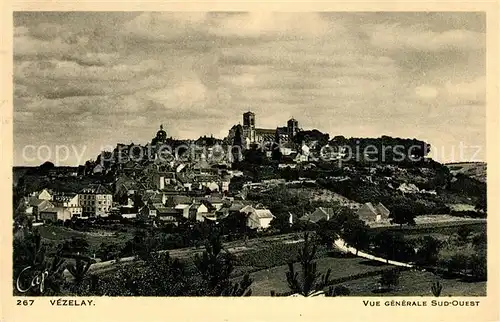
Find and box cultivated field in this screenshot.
[334,269,486,296]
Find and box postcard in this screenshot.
[1,3,498,322]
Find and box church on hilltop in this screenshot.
[227,111,301,148]
[151,124,168,147]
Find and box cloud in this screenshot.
[414,76,485,105]
[365,23,485,52]
[63,52,120,67]
[14,35,75,58]
[415,85,439,99]
[444,76,486,105]
[209,12,337,39]
[15,59,160,82]
[122,12,210,42]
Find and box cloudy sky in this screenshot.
[13,12,486,166]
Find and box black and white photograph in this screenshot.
[11,11,489,299]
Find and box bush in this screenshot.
[333,285,351,296]
[414,236,443,267]
[456,226,473,244]
[379,269,400,290]
[469,252,486,281]
[445,254,468,275]
[96,242,121,261]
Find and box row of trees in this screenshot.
[14,227,253,297]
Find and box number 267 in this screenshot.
[17,299,34,306]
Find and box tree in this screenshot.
[472,232,487,251]
[61,237,90,256]
[389,203,416,227]
[342,219,370,255]
[188,222,212,248]
[379,269,400,291]
[132,194,145,209]
[314,207,357,249]
[469,252,487,281]
[119,229,158,259]
[66,255,92,285]
[446,253,468,275]
[231,125,244,163]
[415,236,443,267]
[456,226,473,245]
[13,231,66,296]
[96,242,120,262]
[315,219,340,250]
[371,231,391,263]
[271,143,283,162]
[39,161,55,173]
[13,202,31,233]
[194,229,252,296]
[372,231,415,263]
[270,214,292,234]
[285,232,331,296]
[220,212,249,236]
[475,193,487,213]
[332,285,351,296]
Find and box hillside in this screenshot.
[287,187,361,209]
[12,167,35,187]
[241,158,486,224]
[445,162,486,183]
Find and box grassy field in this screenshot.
[370,221,486,237]
[246,256,393,296]
[333,269,486,296]
[36,225,134,253]
[445,162,486,183]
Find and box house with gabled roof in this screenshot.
[29,188,53,201]
[214,200,251,220]
[356,202,390,222]
[299,207,338,224]
[239,205,275,230]
[188,202,209,221]
[25,197,54,221]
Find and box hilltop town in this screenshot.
[13,111,487,297]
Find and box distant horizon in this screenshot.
[14,12,486,166]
